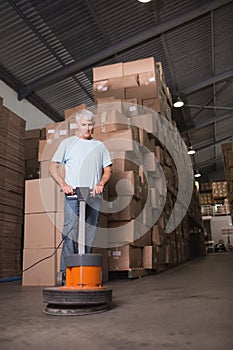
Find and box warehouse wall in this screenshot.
[210,216,232,245]
[0,81,53,130]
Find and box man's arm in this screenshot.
[92,165,112,196]
[49,161,73,194]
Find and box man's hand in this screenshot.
[49,161,73,194]
[91,183,104,197]
[60,179,74,195]
[91,165,112,197]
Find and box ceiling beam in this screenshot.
[195,134,233,152]
[0,66,62,120]
[185,104,233,111]
[181,112,233,135]
[0,66,19,91]
[194,155,223,170]
[178,69,233,96]
[17,0,232,99]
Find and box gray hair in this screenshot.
[75,109,95,125]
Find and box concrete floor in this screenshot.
[0,252,232,350]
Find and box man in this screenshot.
[49,109,112,274]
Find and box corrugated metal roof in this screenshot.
[1,0,233,180]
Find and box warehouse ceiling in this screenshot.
[1,0,233,181]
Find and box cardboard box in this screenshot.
[68,120,78,136]
[139,72,158,86]
[46,121,68,140]
[143,246,157,269]
[25,128,42,140]
[56,248,62,273]
[130,113,158,134]
[93,74,138,91]
[95,96,115,105]
[25,145,39,161]
[94,127,139,142]
[108,75,138,89]
[93,80,109,92]
[108,196,142,221]
[64,104,87,119]
[141,203,154,227]
[38,139,62,162]
[123,57,155,76]
[24,178,57,213]
[93,63,124,81]
[144,245,167,271]
[156,244,167,266]
[94,88,125,101]
[55,212,64,247]
[142,97,165,114]
[110,151,139,173]
[156,61,165,82]
[93,128,139,153]
[94,109,128,134]
[166,86,173,106]
[143,152,157,172]
[56,186,65,212]
[150,188,161,208]
[108,220,151,247]
[108,245,142,270]
[139,128,155,152]
[24,212,56,249]
[155,145,164,163]
[126,85,160,100]
[40,160,65,179]
[152,225,167,246]
[123,98,142,117]
[108,170,142,199]
[22,248,57,286]
[96,99,122,113]
[40,160,51,178]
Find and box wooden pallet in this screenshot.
[109,268,149,280]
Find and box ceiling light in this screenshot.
[194,170,201,178]
[173,97,184,108]
[138,0,151,3]
[187,145,196,155]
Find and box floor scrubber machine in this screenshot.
[42,187,112,316]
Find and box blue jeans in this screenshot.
[60,195,101,272]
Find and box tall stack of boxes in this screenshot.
[22,57,204,285]
[23,178,63,285]
[0,97,26,278]
[23,120,70,285]
[222,142,233,222]
[92,57,203,274]
[199,180,230,215]
[199,182,214,206]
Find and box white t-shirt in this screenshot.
[51,136,112,189]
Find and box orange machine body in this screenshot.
[61,265,105,290]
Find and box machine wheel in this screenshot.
[42,287,112,316]
[43,303,111,316]
[43,287,112,305]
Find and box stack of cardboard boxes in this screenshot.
[92,57,177,274]
[0,97,26,278]
[222,142,233,222]
[23,115,76,285]
[22,57,204,285]
[25,128,46,179]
